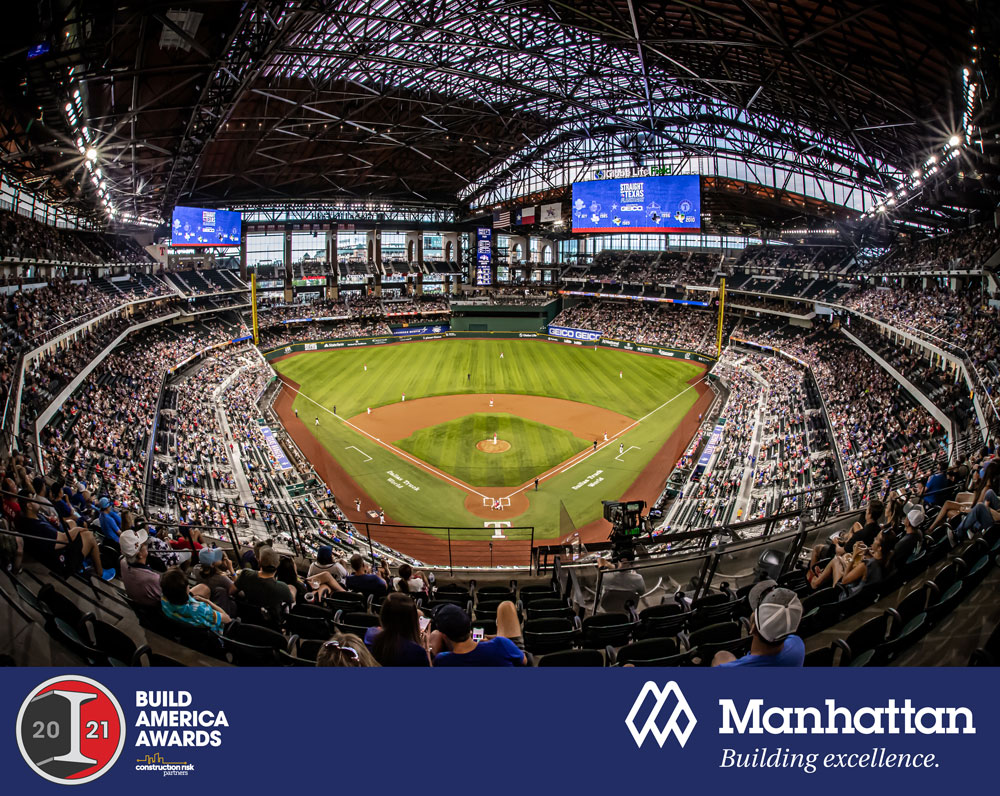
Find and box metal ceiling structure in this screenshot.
[0,0,994,233]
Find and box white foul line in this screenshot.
[501,376,707,501]
[286,375,705,505]
[284,384,491,499]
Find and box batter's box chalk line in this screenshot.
[482,497,511,507]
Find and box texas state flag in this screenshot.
[519,205,536,224]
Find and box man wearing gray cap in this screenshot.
[712,581,805,667]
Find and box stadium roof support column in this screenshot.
[284,229,293,303]
[404,231,423,268]
[239,239,248,282]
[326,229,337,272]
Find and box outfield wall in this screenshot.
[261,329,716,365]
[449,301,561,332]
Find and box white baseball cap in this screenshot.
[749,580,803,643]
[119,529,148,557]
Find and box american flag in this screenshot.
[492,209,510,228]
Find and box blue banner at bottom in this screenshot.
[1,668,994,794]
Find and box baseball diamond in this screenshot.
[270,337,708,550]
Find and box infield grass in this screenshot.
[396,413,591,487]
[273,338,703,538]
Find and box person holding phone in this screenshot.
[430,604,526,667]
[363,593,430,666]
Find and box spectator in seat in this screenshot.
[160,566,230,631]
[194,547,237,616]
[119,529,161,606]
[365,593,430,666]
[316,632,379,667]
[923,460,953,507]
[431,603,526,667]
[235,546,293,607]
[713,581,804,667]
[98,497,122,543]
[888,508,925,571]
[345,553,388,599]
[949,490,1000,544]
[16,492,115,581]
[308,545,347,586]
[807,498,884,583]
[597,552,645,606]
[391,563,427,596]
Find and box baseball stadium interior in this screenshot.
[0,0,999,669]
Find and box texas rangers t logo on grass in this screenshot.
[626,681,697,749]
[15,675,126,784]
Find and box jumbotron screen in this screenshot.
[571,174,701,233]
[171,206,242,246]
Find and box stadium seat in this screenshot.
[86,618,149,667]
[687,621,748,664]
[518,584,560,605]
[324,592,372,614]
[334,610,380,636]
[615,637,685,666]
[523,617,578,655]
[636,602,688,639]
[581,612,637,648]
[223,621,287,665]
[537,648,605,667]
[524,598,575,622]
[969,621,1000,666]
[832,614,889,666]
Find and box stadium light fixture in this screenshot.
[911,169,920,179]
[85,147,97,161]
[948,135,962,148]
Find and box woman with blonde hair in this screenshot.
[316,633,379,667]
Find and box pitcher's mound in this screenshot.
[477,439,511,453]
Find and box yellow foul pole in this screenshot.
[251,273,259,345]
[715,277,726,358]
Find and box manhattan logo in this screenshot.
[626,681,697,748]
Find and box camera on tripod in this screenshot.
[602,499,647,561]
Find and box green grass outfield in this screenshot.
[396,413,591,487]
[272,338,703,539]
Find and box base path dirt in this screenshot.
[273,370,713,566]
[349,393,633,442]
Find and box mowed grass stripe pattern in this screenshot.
[273,338,702,420]
[395,413,590,487]
[275,339,704,536]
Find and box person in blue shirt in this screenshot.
[713,581,805,667]
[431,603,526,667]
[923,461,953,507]
[98,496,122,543]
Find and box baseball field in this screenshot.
[270,337,707,548]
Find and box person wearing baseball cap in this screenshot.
[889,507,925,571]
[431,603,526,667]
[713,581,804,667]
[98,496,122,544]
[118,529,161,606]
[235,546,293,609]
[194,547,238,615]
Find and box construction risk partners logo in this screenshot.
[15,675,126,785]
[626,681,697,748]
